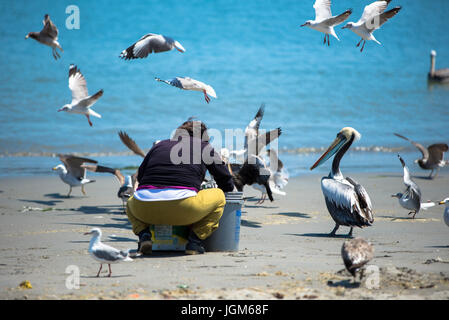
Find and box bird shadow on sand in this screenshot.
[129,251,186,259]
[375,174,435,181]
[244,204,279,209]
[44,193,72,199]
[241,219,262,228]
[75,205,124,215]
[276,212,311,219]
[287,233,353,239]
[62,221,132,231]
[377,215,420,221]
[81,274,134,279]
[18,198,63,206]
[327,279,360,289]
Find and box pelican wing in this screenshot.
[41,14,58,39]
[359,0,389,23]
[58,154,97,180]
[68,65,89,103]
[313,0,332,21]
[427,143,449,166]
[322,177,373,227]
[363,6,401,32]
[394,133,429,160]
[346,177,374,223]
[118,131,147,158]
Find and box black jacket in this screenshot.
[137,136,235,192]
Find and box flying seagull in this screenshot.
[310,127,374,237]
[341,237,374,280]
[25,14,63,60]
[300,0,352,46]
[155,77,217,103]
[342,0,401,52]
[52,154,97,197]
[394,133,448,179]
[119,33,185,60]
[84,228,132,277]
[391,155,435,219]
[58,65,104,127]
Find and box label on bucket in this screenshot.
[235,209,241,243]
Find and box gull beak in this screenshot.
[83,231,92,235]
[300,23,307,27]
[391,194,397,198]
[52,167,57,171]
[310,135,347,170]
[25,34,29,39]
[439,201,446,205]
[57,108,63,112]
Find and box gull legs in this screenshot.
[356,39,366,52]
[96,264,112,277]
[256,193,267,205]
[52,48,60,60]
[323,34,330,46]
[67,186,72,198]
[85,114,93,127]
[203,90,211,104]
[81,185,86,195]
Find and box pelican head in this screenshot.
[430,50,437,57]
[300,20,312,27]
[310,127,361,170]
[58,104,71,112]
[342,22,354,29]
[84,227,102,237]
[439,197,449,205]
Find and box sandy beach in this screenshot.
[0,171,448,300]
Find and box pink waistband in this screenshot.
[136,185,199,193]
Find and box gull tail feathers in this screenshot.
[421,202,436,210]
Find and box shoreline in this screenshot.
[0,172,448,299]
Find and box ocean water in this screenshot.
[0,0,448,177]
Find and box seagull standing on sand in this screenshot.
[341,0,401,52]
[391,155,435,219]
[25,14,63,60]
[119,33,185,60]
[58,65,104,127]
[84,228,132,277]
[310,127,374,237]
[341,237,374,280]
[438,198,449,228]
[52,154,97,197]
[300,0,352,46]
[394,133,448,179]
[155,77,217,103]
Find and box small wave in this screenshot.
[280,146,406,155]
[0,151,136,158]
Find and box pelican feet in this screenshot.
[408,211,418,219]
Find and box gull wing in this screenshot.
[120,34,176,60]
[363,6,401,32]
[359,0,390,23]
[58,154,97,180]
[427,144,449,166]
[324,9,352,26]
[313,0,332,21]
[41,14,58,39]
[244,104,265,149]
[68,65,89,103]
[118,131,147,158]
[394,133,429,160]
[82,164,125,185]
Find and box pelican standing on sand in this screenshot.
[300,0,352,46]
[341,0,401,52]
[52,154,97,197]
[58,65,104,127]
[84,228,132,277]
[394,133,448,179]
[119,33,185,60]
[310,127,374,237]
[428,50,449,83]
[341,237,374,280]
[155,77,217,103]
[25,14,63,60]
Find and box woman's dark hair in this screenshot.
[173,120,210,141]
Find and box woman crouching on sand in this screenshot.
[126,120,235,255]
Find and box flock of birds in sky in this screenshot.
[24,0,449,279]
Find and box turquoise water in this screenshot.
[0,0,448,177]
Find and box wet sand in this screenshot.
[0,172,448,300]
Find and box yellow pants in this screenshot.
[126,188,226,240]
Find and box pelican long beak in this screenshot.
[310,135,346,170]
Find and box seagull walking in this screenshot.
[84,228,132,277]
[342,0,401,52]
[52,154,97,197]
[391,155,435,218]
[58,65,104,127]
[25,14,63,60]
[155,77,217,103]
[341,237,374,280]
[119,33,185,60]
[394,133,448,179]
[300,0,352,46]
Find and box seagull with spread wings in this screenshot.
[25,14,63,60]
[394,133,448,179]
[155,77,217,103]
[342,0,401,52]
[119,33,185,60]
[52,154,98,197]
[58,65,104,127]
[300,0,352,46]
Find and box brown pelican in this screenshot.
[341,237,374,279]
[341,1,401,52]
[25,14,63,60]
[155,77,217,103]
[58,65,104,127]
[394,133,448,179]
[52,154,98,197]
[310,127,374,236]
[428,50,449,83]
[438,197,449,228]
[119,33,185,60]
[300,0,352,46]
